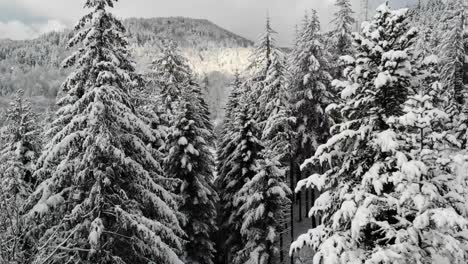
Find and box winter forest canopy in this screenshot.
[0,0,468,263]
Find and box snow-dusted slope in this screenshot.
[125,17,253,76]
[0,17,255,123]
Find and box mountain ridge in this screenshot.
[124,17,254,48]
[0,16,255,123]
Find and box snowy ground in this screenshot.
[278,189,317,264]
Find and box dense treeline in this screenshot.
[0,0,468,264]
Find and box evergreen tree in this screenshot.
[400,55,468,238]
[0,90,40,262]
[440,0,468,148]
[216,16,293,264]
[223,70,243,132]
[412,0,446,57]
[247,16,284,124]
[216,73,244,188]
[191,80,216,146]
[446,152,468,219]
[132,74,167,154]
[329,0,356,81]
[233,151,291,264]
[440,0,467,117]
[224,34,293,263]
[247,15,276,83]
[261,53,294,164]
[331,0,356,57]
[24,1,184,263]
[150,39,192,124]
[164,85,218,264]
[289,9,334,162]
[399,55,452,151]
[214,72,244,263]
[216,92,263,264]
[291,3,468,263]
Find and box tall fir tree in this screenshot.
[412,0,446,57]
[164,84,218,264]
[400,55,468,233]
[331,0,356,57]
[216,72,244,193]
[329,0,356,81]
[440,0,468,148]
[150,39,192,125]
[223,70,243,132]
[247,16,284,126]
[233,150,291,264]
[399,54,460,171]
[246,17,293,263]
[216,91,263,264]
[440,0,467,117]
[24,1,184,263]
[289,9,334,163]
[224,20,294,260]
[0,90,40,263]
[247,15,276,82]
[214,72,244,263]
[291,3,468,263]
[261,53,294,165]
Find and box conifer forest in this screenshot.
[1,0,468,263]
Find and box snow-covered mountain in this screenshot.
[124,17,254,124]
[0,17,255,123]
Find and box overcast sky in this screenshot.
[0,0,416,46]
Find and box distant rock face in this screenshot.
[0,17,255,123]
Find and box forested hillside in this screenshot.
[0,17,255,125]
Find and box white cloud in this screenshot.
[0,21,35,40]
[0,19,66,40]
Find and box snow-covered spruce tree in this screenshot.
[216,72,244,186]
[223,70,243,132]
[399,55,457,153]
[0,90,40,262]
[411,0,446,58]
[40,105,58,144]
[440,0,467,118]
[247,15,276,84]
[223,40,293,263]
[245,16,294,162]
[216,92,264,264]
[445,153,468,219]
[233,150,291,264]
[291,3,468,263]
[331,0,356,58]
[246,16,289,129]
[150,39,192,124]
[191,81,216,146]
[24,1,184,263]
[131,74,167,154]
[440,0,468,148]
[399,56,468,256]
[214,74,243,264]
[241,17,293,262]
[289,9,334,162]
[164,85,217,264]
[329,0,356,81]
[215,72,244,207]
[261,53,294,165]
